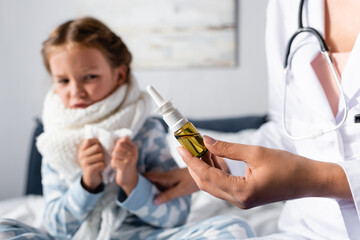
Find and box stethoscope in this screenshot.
[282,0,348,140]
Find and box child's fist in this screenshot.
[78,138,105,192]
[111,136,138,194]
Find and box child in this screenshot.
[0,17,254,240]
[36,16,191,240]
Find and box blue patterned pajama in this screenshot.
[0,215,254,240]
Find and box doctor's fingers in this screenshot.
[153,177,198,205]
[144,170,180,188]
[144,168,199,199]
[201,151,224,170]
[178,147,249,206]
[177,146,221,179]
[186,166,247,209]
[210,153,226,171]
[203,135,262,164]
[200,151,216,168]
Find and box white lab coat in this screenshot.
[236,0,360,239]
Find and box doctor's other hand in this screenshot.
[144,168,199,205]
[178,135,352,209]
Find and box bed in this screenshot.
[0,115,284,237]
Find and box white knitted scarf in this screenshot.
[37,76,151,240]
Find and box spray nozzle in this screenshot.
[146,85,173,115]
[146,85,165,107]
[146,85,188,132]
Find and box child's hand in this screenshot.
[78,138,106,192]
[111,136,139,195]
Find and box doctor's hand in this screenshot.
[111,136,139,195]
[178,135,352,209]
[78,138,106,193]
[144,168,199,205]
[144,151,229,204]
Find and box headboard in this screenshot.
[26,118,44,195]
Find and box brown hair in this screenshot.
[42,17,132,77]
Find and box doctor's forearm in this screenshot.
[303,160,352,201]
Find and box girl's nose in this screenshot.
[71,82,86,98]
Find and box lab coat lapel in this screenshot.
[307,0,336,123]
[307,0,360,121]
[340,33,360,109]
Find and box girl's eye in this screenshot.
[58,79,69,84]
[85,74,97,81]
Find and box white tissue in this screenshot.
[85,125,133,184]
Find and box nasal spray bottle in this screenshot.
[147,85,208,158]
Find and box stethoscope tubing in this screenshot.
[281,0,348,140]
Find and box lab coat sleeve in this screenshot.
[249,120,296,151]
[337,161,360,234]
[265,0,296,124]
[225,0,300,173]
[244,0,296,151]
[226,119,296,176]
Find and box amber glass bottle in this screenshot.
[147,85,207,158]
[174,122,207,158]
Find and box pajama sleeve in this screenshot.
[41,162,103,239]
[116,118,191,227]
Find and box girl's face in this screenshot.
[49,45,127,109]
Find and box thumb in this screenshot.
[203,135,250,163]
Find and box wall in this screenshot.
[0,0,268,200]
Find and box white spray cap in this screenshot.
[147,85,188,132]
